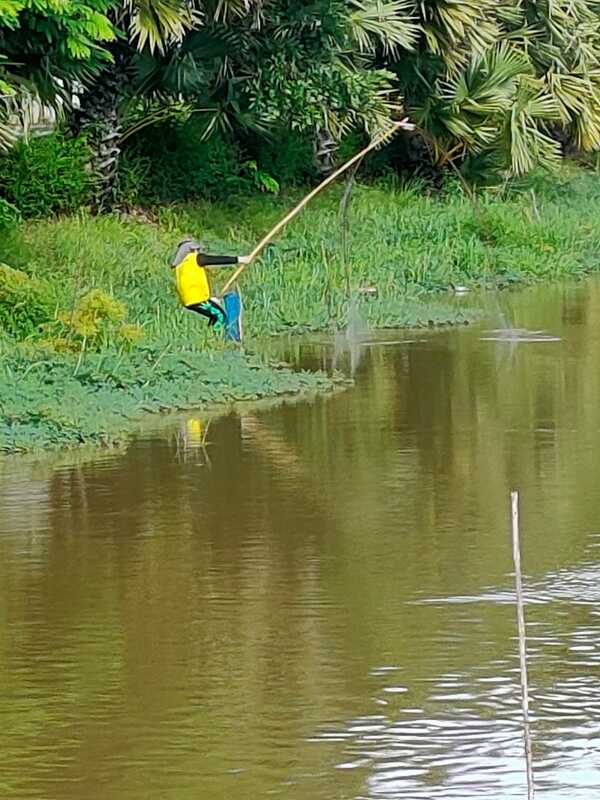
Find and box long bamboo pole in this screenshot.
[220,118,413,296]
[511,490,535,800]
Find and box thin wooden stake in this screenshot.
[511,490,535,800]
[220,118,414,296]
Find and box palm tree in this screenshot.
[71,0,209,210]
[389,0,600,178]
[129,1,411,178]
[7,0,600,196]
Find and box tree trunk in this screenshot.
[71,56,128,213]
[313,127,337,176]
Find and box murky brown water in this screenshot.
[3,281,600,799]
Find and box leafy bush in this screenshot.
[0,197,20,228]
[0,132,93,218]
[250,129,407,187]
[239,160,279,194]
[55,288,143,350]
[251,130,317,187]
[0,263,52,337]
[119,122,247,204]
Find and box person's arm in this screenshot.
[197,253,251,268]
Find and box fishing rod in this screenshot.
[220,117,414,297]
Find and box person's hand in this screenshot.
[238,255,252,265]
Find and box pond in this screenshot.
[2,281,600,799]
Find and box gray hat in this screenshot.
[171,238,206,268]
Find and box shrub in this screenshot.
[119,122,247,204]
[250,129,317,186]
[0,132,93,218]
[0,263,52,337]
[0,197,20,228]
[56,288,143,350]
[116,149,154,208]
[335,130,421,181]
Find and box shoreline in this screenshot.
[3,171,600,455]
[0,347,348,455]
[0,313,471,456]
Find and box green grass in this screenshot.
[2,167,600,453]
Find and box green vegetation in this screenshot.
[3,167,600,452]
[0,346,336,453]
[4,0,600,458]
[0,263,52,338]
[4,2,600,209]
[119,126,250,205]
[0,133,93,218]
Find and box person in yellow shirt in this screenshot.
[171,238,251,328]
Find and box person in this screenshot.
[171,238,251,328]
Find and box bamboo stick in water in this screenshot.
[511,490,535,800]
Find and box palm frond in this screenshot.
[0,1,23,28]
[125,0,201,54]
[573,101,600,151]
[0,60,29,152]
[348,0,419,55]
[0,103,18,153]
[506,115,562,174]
[503,75,563,174]
[212,0,257,24]
[420,0,502,70]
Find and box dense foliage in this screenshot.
[3,1,600,211]
[0,132,93,217]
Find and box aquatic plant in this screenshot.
[0,343,336,453]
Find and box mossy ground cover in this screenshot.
[1,169,600,453]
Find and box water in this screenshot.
[2,281,600,799]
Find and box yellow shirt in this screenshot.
[174,253,210,307]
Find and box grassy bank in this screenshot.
[0,345,337,453]
[2,168,600,453]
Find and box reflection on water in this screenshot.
[2,281,600,799]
